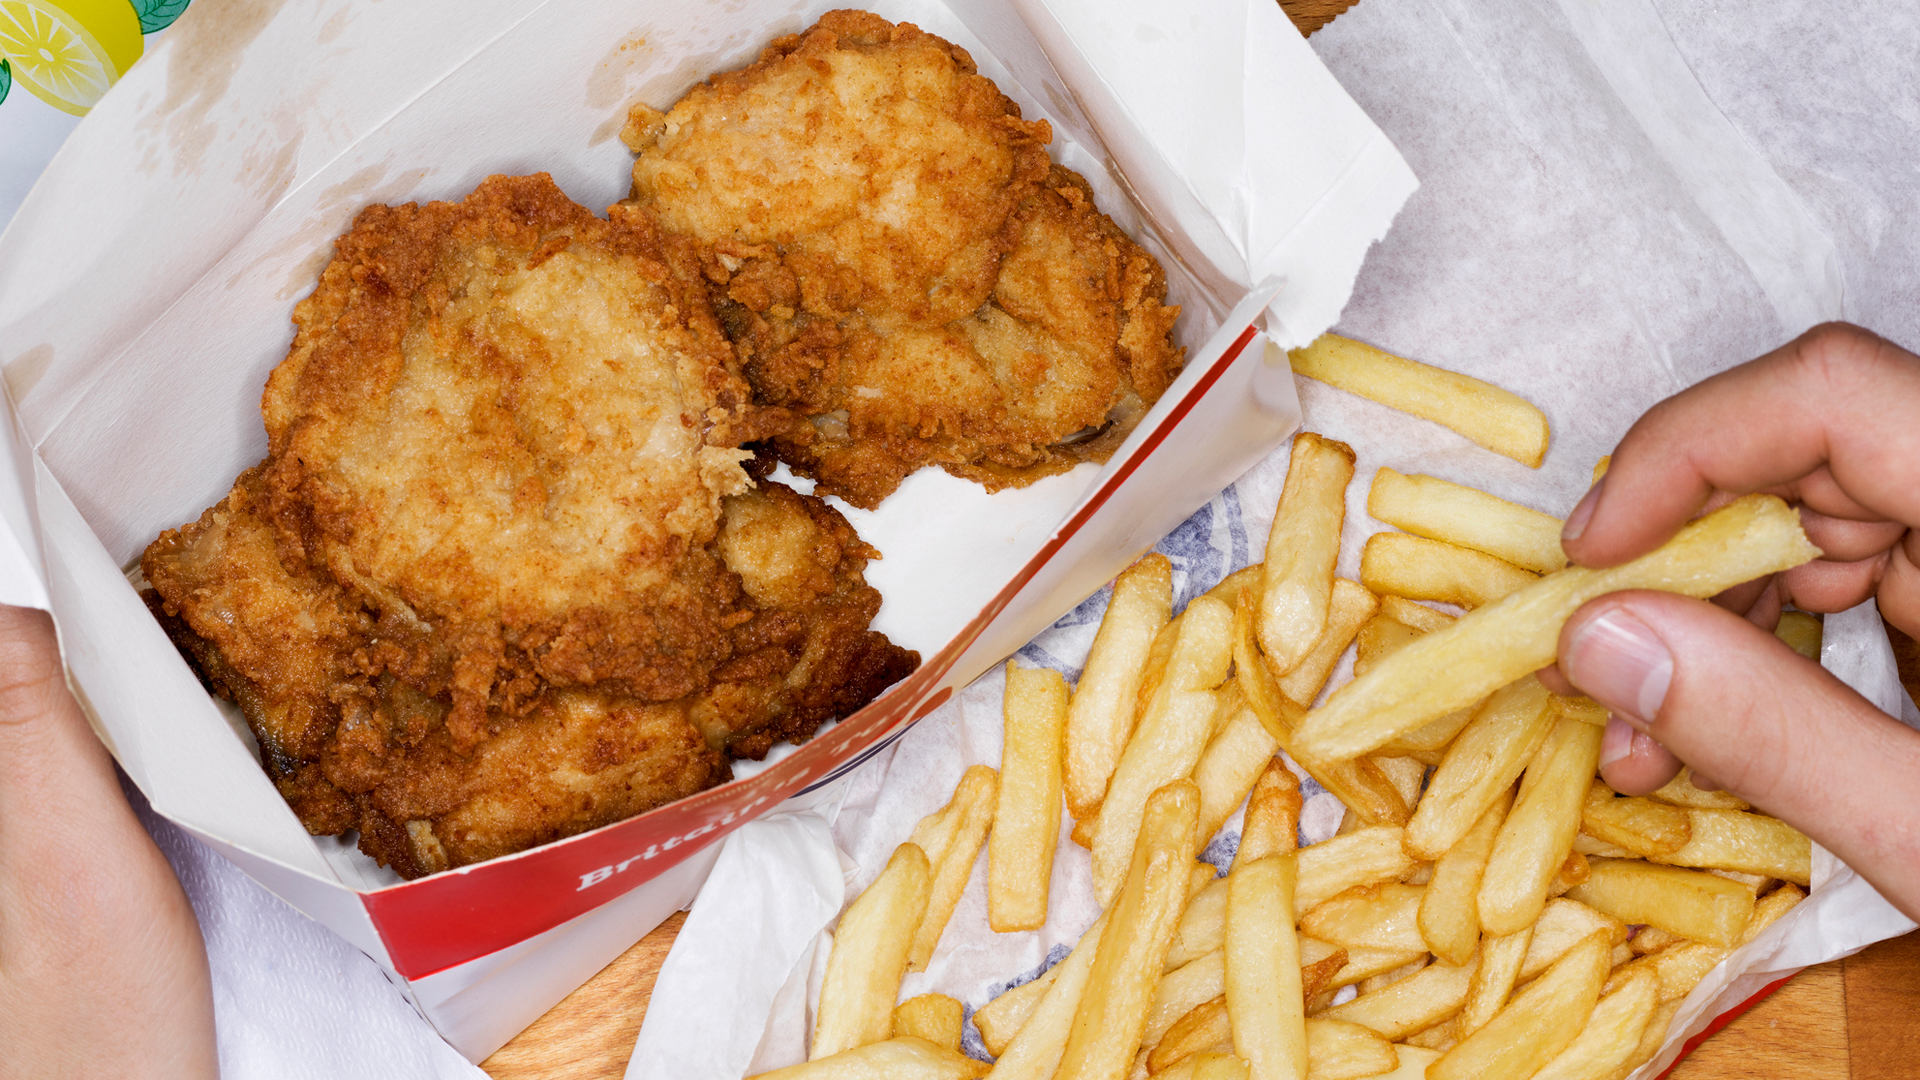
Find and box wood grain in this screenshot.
[480,912,684,1080]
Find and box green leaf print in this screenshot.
[132,0,190,35]
[0,59,10,108]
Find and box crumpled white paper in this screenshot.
[638,0,1920,1074]
[127,780,487,1080]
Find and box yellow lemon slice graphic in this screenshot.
[0,0,142,116]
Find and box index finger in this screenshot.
[1564,323,1920,568]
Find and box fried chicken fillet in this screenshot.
[143,175,915,878]
[622,9,1184,509]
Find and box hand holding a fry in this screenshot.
[1549,322,1920,920]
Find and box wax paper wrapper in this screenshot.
[634,0,1920,1076]
[0,0,1417,1064]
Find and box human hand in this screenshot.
[1544,323,1920,921]
[0,605,217,1076]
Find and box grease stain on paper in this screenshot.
[140,0,295,177]
[5,344,55,406]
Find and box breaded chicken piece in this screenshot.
[144,174,915,878]
[623,11,1184,508]
[145,467,912,878]
[260,173,784,746]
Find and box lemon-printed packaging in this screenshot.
[0,0,1415,1060]
[0,0,188,228]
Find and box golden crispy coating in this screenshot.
[145,467,912,879]
[262,174,786,744]
[144,174,915,879]
[624,11,1184,508]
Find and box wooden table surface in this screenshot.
[483,2,1920,1075]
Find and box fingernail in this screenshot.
[1597,715,1636,772]
[1563,609,1672,725]
[1562,476,1605,542]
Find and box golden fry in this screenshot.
[1367,467,1567,574]
[992,665,1069,932]
[1360,532,1537,610]
[893,995,964,1052]
[907,765,999,971]
[1294,495,1821,761]
[1478,717,1602,936]
[814,843,933,1059]
[1066,555,1174,818]
[1259,433,1357,674]
[1288,334,1550,467]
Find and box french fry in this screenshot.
[1426,931,1610,1080]
[1301,948,1351,1002]
[992,664,1069,932]
[1401,1022,1456,1052]
[1357,956,1428,998]
[1351,608,1479,755]
[1552,695,1608,728]
[1303,1019,1399,1080]
[1605,941,1726,1004]
[1580,780,1691,858]
[1093,599,1232,904]
[1367,467,1568,574]
[1298,883,1428,953]
[1298,826,1419,911]
[1478,717,1603,935]
[987,915,1109,1079]
[1304,936,1428,992]
[894,995,965,1052]
[1172,822,1412,970]
[1179,1053,1252,1080]
[1706,868,1772,895]
[1776,609,1822,660]
[975,968,1059,1058]
[1237,760,1304,866]
[1527,967,1659,1080]
[1564,858,1756,948]
[1167,882,1231,971]
[1320,955,1477,1041]
[1372,1045,1442,1078]
[1258,433,1357,675]
[1277,579,1379,706]
[1647,768,1750,811]
[1616,999,1681,1078]
[1376,595,1454,633]
[1592,456,1610,483]
[1741,883,1806,945]
[1456,927,1531,1040]
[1147,952,1229,1049]
[1371,756,1426,811]
[1354,613,1423,677]
[1067,555,1174,818]
[1058,781,1204,1080]
[1234,593,1411,827]
[1420,790,1510,965]
[1652,808,1812,885]
[1360,532,1538,610]
[754,1036,990,1080]
[908,765,999,971]
[1193,707,1281,850]
[1628,926,1684,957]
[814,843,933,1059]
[1519,899,1629,982]
[1571,834,1633,859]
[1288,334,1550,467]
[1294,494,1821,761]
[1405,676,1553,860]
[1149,996,1231,1074]
[1226,854,1307,1080]
[988,868,1207,1079]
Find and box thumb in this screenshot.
[1557,590,1920,922]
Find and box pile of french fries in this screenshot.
[753,334,1826,1080]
